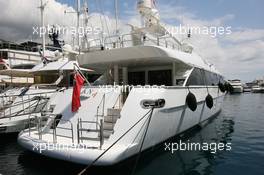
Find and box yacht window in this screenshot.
[58,73,74,87]
[86,74,101,83]
[204,70,219,85]
[186,68,204,86]
[186,68,222,86]
[128,71,145,86]
[12,64,35,69]
[148,70,172,86]
[34,75,59,84]
[0,51,8,59]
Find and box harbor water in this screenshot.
[0,93,264,175]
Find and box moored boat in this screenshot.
[18,0,227,166]
[228,79,243,93]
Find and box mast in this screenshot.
[83,1,89,48]
[76,0,81,52]
[40,0,47,56]
[114,0,119,34]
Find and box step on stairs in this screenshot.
[102,108,121,139]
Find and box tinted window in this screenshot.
[12,64,35,69]
[204,70,218,85]
[148,70,172,86]
[186,68,204,86]
[186,68,221,86]
[128,71,145,86]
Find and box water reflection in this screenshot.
[131,109,235,175]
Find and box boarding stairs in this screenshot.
[77,92,123,148]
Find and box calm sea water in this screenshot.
[0,93,264,175]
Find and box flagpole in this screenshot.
[73,63,91,86]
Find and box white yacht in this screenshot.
[18,0,227,166]
[228,79,243,93]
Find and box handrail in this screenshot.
[77,118,104,149]
[112,93,122,109]
[0,96,49,119]
[0,42,62,53]
[53,118,74,144]
[0,90,58,98]
[0,89,57,117]
[27,114,74,143]
[84,32,182,52]
[77,109,153,175]
[95,93,105,130]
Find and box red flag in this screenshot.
[71,73,85,112]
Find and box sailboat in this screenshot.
[18,0,227,166]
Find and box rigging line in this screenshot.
[131,107,155,175]
[99,0,111,35]
[98,0,110,36]
[123,111,150,157]
[77,109,152,175]
[95,0,105,38]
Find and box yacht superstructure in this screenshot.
[0,42,56,87]
[0,45,93,134]
[18,0,227,166]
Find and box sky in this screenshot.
[0,0,263,82]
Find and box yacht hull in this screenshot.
[231,86,243,93]
[0,114,39,134]
[252,88,264,93]
[18,87,225,165]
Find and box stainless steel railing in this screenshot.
[85,33,181,52]
[77,118,104,149]
[27,114,105,148]
[28,114,74,143]
[0,91,54,119]
[95,93,105,130]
